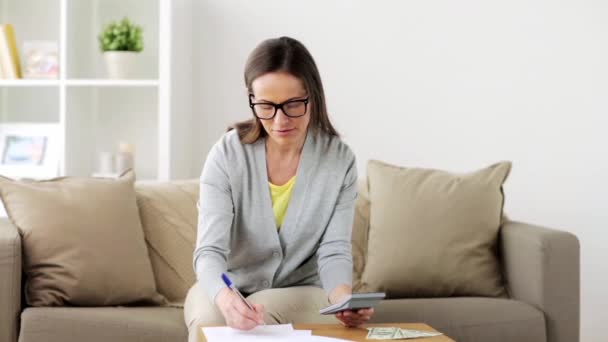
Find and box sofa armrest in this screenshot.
[0,218,21,342]
[500,220,579,342]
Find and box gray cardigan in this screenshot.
[194,128,357,302]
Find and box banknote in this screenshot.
[367,327,443,339]
[367,327,399,339]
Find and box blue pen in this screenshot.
[221,273,265,325]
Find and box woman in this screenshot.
[184,36,373,341]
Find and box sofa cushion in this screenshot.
[135,180,198,303]
[360,161,510,298]
[0,171,164,306]
[19,307,187,342]
[352,179,370,291]
[371,297,546,342]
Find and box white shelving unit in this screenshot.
[0,0,173,181]
[0,80,61,87]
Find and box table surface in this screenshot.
[198,322,455,342]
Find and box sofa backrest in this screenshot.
[135,180,199,303]
[134,179,371,302]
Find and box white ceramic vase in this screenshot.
[103,51,138,79]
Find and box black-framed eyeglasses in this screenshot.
[249,94,309,120]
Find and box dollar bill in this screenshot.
[397,328,443,338]
[367,327,399,339]
[367,327,443,339]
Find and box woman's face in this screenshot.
[250,72,310,147]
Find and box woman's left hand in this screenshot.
[335,307,374,328]
[330,284,375,327]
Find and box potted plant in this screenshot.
[98,17,143,79]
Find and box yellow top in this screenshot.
[269,176,296,230]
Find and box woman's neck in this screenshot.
[265,135,306,160]
[265,136,304,185]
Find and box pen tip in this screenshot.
[221,273,232,287]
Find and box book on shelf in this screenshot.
[0,24,23,79]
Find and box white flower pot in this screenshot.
[103,51,139,79]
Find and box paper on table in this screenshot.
[291,330,312,336]
[202,324,294,341]
[202,324,351,342]
[267,335,352,342]
[304,337,354,342]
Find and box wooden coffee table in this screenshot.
[198,323,455,341]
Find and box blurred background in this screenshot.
[1,1,605,340]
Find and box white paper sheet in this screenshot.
[201,324,351,342]
[287,337,354,342]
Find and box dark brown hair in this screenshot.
[230,36,339,143]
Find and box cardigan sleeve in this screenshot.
[193,140,234,303]
[316,151,357,296]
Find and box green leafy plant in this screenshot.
[98,17,143,52]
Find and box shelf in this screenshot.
[67,0,159,79]
[1,0,173,181]
[0,79,159,87]
[0,0,60,53]
[0,87,59,122]
[66,79,159,87]
[0,80,60,87]
[65,87,159,180]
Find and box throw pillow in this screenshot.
[359,160,511,298]
[0,171,164,306]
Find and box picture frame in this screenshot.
[22,40,59,79]
[0,123,60,180]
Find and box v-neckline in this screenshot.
[269,175,296,188]
[257,130,314,242]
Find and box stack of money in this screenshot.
[366,327,443,340]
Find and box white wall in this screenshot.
[190,1,607,340]
[170,0,194,179]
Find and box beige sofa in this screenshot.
[0,179,579,342]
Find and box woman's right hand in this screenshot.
[215,288,265,330]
